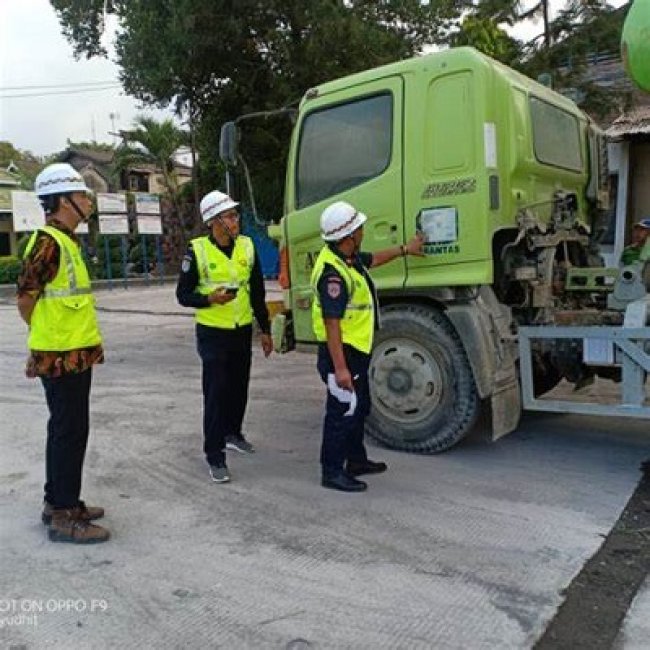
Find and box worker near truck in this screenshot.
[176,190,272,484]
[16,163,109,544]
[620,218,650,266]
[312,201,425,492]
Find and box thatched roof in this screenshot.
[606,106,650,140]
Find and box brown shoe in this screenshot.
[42,500,104,525]
[48,507,110,544]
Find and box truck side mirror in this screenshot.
[219,121,239,167]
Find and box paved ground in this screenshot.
[0,284,649,649]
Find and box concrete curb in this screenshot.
[0,276,177,300]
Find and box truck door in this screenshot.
[285,76,404,344]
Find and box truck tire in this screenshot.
[366,303,479,453]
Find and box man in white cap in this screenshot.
[16,163,109,543]
[176,190,272,483]
[311,200,424,492]
[621,218,650,266]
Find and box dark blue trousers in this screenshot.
[40,369,92,509]
[197,325,252,466]
[317,345,370,478]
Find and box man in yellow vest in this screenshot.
[312,201,424,492]
[16,163,109,543]
[176,190,272,483]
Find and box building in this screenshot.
[605,100,650,265]
[0,168,22,256]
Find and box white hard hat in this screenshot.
[200,190,239,223]
[320,201,367,241]
[34,163,91,197]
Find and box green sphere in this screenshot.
[622,0,650,92]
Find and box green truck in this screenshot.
[221,47,633,453]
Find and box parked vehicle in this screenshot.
[221,47,649,453]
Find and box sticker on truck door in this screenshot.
[417,207,460,255]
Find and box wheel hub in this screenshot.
[370,337,444,423]
[387,368,412,393]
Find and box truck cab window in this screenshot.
[530,96,583,172]
[296,93,392,209]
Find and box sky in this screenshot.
[0,0,628,158]
[0,0,175,156]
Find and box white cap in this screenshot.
[34,163,91,197]
[634,218,650,229]
[200,190,239,223]
[320,201,367,241]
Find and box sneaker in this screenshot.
[42,500,104,525]
[48,507,110,544]
[209,463,231,483]
[225,435,255,454]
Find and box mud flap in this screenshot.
[490,374,522,440]
[446,286,522,440]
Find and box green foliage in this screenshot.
[450,15,520,65]
[519,1,631,119]
[113,117,189,201]
[0,141,46,187]
[50,0,463,218]
[94,235,126,279]
[50,0,632,213]
[0,256,22,285]
[128,239,157,273]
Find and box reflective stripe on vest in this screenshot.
[310,246,374,354]
[192,235,255,329]
[25,226,102,351]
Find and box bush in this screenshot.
[129,239,157,273]
[0,255,22,285]
[95,235,127,279]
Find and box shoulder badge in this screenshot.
[327,278,342,299]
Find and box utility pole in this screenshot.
[109,112,120,142]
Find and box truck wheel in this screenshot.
[366,304,479,453]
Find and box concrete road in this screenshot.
[1,285,648,649]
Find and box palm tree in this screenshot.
[114,116,189,212]
[114,116,191,265]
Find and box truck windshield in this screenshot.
[530,96,583,172]
[296,93,392,209]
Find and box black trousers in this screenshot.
[40,369,92,509]
[317,345,370,478]
[197,325,252,465]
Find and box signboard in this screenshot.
[134,193,161,215]
[11,191,45,232]
[99,214,129,235]
[97,193,127,214]
[136,214,163,235]
[419,207,458,244]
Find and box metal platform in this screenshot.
[519,325,650,418]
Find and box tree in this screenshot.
[0,140,48,187]
[519,1,631,119]
[114,116,189,208]
[113,116,191,262]
[50,0,465,218]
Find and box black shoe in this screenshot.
[226,435,255,454]
[321,473,367,492]
[346,459,388,477]
[209,463,231,483]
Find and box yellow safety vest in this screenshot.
[311,246,374,354]
[25,226,102,351]
[192,235,255,329]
